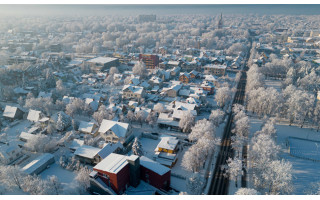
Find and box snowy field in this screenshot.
[248,117,320,194]
[264,79,282,92]
[289,137,320,161]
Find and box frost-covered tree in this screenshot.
[224,157,243,188]
[235,188,259,195]
[179,111,195,133]
[132,61,147,78]
[189,119,215,142]
[75,166,91,194]
[25,97,54,115]
[126,110,135,123]
[66,98,92,117]
[234,115,250,138]
[93,105,112,125]
[132,137,144,156]
[24,134,57,153]
[0,165,25,190]
[186,173,205,195]
[109,67,119,75]
[146,111,157,128]
[209,109,225,127]
[263,159,293,195]
[153,103,165,113]
[215,86,232,109]
[135,110,147,127]
[56,112,70,132]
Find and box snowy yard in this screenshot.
[39,163,79,194]
[248,117,320,194]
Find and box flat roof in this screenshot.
[93,153,128,174]
[86,57,118,64]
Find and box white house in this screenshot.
[0,144,23,165]
[98,119,133,144]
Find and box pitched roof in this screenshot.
[3,105,21,118]
[78,121,98,134]
[27,110,41,122]
[122,85,144,95]
[97,142,123,159]
[98,120,129,138]
[74,145,100,159]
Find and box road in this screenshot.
[208,70,247,195]
[208,37,252,194]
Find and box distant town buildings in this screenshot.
[138,14,156,23]
[139,54,159,69]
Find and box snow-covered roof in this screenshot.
[0,144,21,161]
[140,156,170,176]
[70,139,84,150]
[22,153,54,175]
[170,101,197,111]
[178,89,190,96]
[74,145,100,159]
[3,105,22,118]
[78,121,98,134]
[122,85,144,95]
[93,153,128,174]
[172,109,197,119]
[98,120,129,138]
[86,57,118,64]
[97,142,123,159]
[19,132,37,141]
[156,113,179,127]
[156,137,179,151]
[27,110,41,122]
[203,64,227,69]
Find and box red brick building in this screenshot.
[139,54,159,69]
[139,156,171,190]
[93,154,130,194]
[92,153,171,194]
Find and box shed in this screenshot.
[22,153,55,175]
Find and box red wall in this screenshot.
[94,164,130,194]
[140,165,171,190]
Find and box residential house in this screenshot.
[0,144,23,165]
[203,64,226,76]
[179,72,190,83]
[201,81,215,95]
[78,121,99,136]
[27,110,42,122]
[3,105,24,120]
[98,120,133,144]
[74,145,101,164]
[161,84,182,98]
[122,85,146,100]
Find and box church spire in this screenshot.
[218,13,223,29]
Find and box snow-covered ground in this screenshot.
[264,79,282,92]
[248,117,320,195]
[288,137,320,161]
[39,163,79,194]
